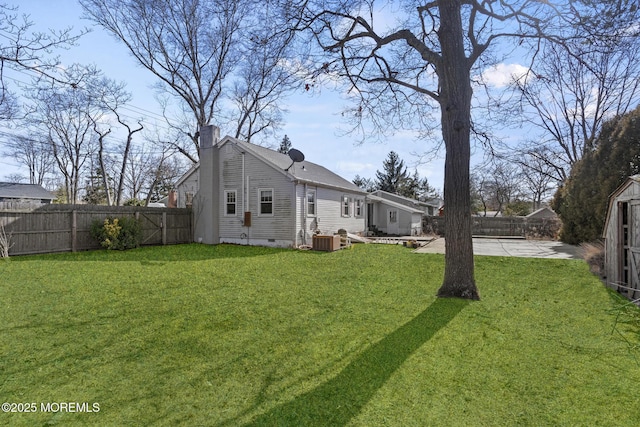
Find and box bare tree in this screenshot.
[144,152,184,205]
[80,0,300,160]
[2,173,25,183]
[122,144,158,202]
[0,4,87,119]
[296,1,638,299]
[90,75,144,205]
[510,24,640,183]
[299,1,545,299]
[2,134,54,185]
[79,0,243,161]
[26,65,103,203]
[228,4,303,143]
[519,149,556,210]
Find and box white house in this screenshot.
[366,190,440,236]
[366,191,424,236]
[182,126,367,248]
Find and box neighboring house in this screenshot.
[174,163,199,208]
[366,190,429,236]
[0,182,55,208]
[369,190,441,216]
[603,175,640,300]
[185,125,367,248]
[526,206,558,220]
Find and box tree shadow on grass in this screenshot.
[242,297,469,427]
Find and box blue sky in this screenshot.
[1,0,524,192]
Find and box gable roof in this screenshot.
[367,194,424,214]
[0,182,55,200]
[370,189,440,208]
[221,137,366,194]
[177,136,366,195]
[526,206,558,219]
[602,174,640,237]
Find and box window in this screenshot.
[185,192,194,207]
[389,210,398,223]
[225,190,236,216]
[342,195,351,217]
[259,189,273,215]
[307,190,316,216]
[355,199,364,217]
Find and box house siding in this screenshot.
[314,188,365,237]
[218,144,295,247]
[369,202,422,235]
[293,184,365,246]
[176,169,198,208]
[184,128,368,249]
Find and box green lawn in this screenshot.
[1,243,639,426]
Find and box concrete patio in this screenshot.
[414,237,582,259]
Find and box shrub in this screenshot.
[0,224,13,258]
[580,240,605,278]
[91,217,142,250]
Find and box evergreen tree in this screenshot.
[352,175,376,192]
[375,151,409,195]
[555,105,640,244]
[278,135,292,154]
[83,164,114,205]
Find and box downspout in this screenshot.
[303,182,308,246]
[246,175,250,245]
[241,151,245,215]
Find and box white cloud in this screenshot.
[481,63,529,88]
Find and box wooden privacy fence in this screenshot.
[423,215,561,239]
[0,204,192,256]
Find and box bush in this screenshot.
[580,241,605,278]
[91,217,142,250]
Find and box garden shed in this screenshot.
[603,175,640,300]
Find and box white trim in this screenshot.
[224,189,237,216]
[355,198,364,218]
[306,189,316,216]
[341,195,351,217]
[258,188,274,216]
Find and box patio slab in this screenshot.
[414,237,582,259]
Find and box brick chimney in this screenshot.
[168,190,177,208]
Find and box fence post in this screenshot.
[162,212,167,245]
[71,210,77,252]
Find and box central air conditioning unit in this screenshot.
[312,234,341,252]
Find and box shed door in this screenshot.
[629,203,640,300]
[618,202,630,294]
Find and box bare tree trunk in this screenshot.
[95,125,113,206]
[115,121,143,205]
[436,0,479,300]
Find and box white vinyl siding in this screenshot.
[219,145,294,245]
[217,139,364,247]
[297,186,365,245]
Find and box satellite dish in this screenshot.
[285,148,305,171]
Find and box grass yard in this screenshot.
[1,243,639,426]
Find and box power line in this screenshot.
[2,67,178,134]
